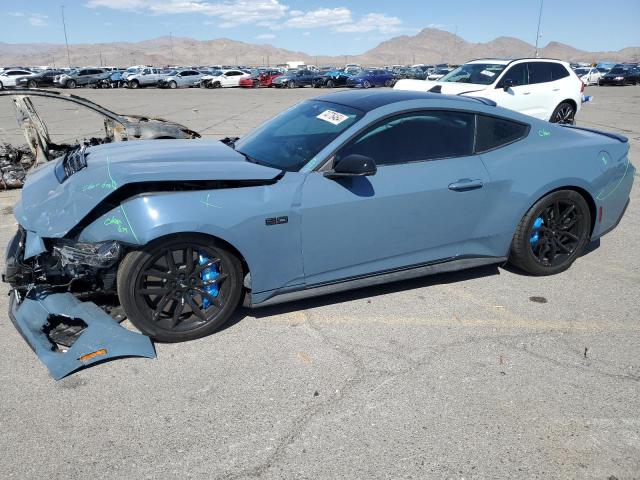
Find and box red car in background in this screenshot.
[239,77,258,88]
[259,69,284,87]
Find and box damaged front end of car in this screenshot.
[4,226,155,380]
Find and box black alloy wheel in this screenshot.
[550,102,576,124]
[509,190,590,276]
[118,235,243,342]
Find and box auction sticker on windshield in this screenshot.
[317,110,350,126]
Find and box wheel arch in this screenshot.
[131,231,251,279]
[528,185,597,235]
[559,98,578,112]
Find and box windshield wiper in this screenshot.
[220,136,240,148]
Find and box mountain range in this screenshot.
[1,28,638,67]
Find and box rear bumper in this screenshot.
[9,290,155,380]
[592,160,635,240]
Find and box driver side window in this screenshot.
[335,111,475,167]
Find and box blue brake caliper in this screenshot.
[198,254,219,308]
[530,217,544,245]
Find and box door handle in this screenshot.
[552,88,560,91]
[522,92,531,95]
[448,179,484,191]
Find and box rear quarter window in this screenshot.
[475,115,529,153]
[550,63,570,80]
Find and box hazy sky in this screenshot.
[2,0,639,55]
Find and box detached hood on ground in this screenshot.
[394,79,488,95]
[15,139,282,237]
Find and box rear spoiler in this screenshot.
[560,124,628,143]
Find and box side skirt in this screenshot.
[250,256,507,308]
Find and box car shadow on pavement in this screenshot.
[221,264,502,330]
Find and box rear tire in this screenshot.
[117,234,243,342]
[509,190,591,276]
[549,101,576,124]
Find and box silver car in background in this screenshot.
[157,69,206,88]
[54,68,110,88]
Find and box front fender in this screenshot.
[77,179,305,294]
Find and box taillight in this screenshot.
[580,81,585,93]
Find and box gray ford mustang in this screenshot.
[4,90,635,378]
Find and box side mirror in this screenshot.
[324,154,377,179]
[502,79,517,91]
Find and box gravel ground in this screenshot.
[0,85,638,479]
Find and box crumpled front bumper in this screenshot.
[9,290,156,380]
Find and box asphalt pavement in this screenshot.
[0,85,638,479]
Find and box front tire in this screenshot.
[169,80,177,89]
[66,79,76,89]
[129,80,139,89]
[363,80,372,89]
[118,234,243,342]
[509,190,591,276]
[27,80,37,88]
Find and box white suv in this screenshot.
[394,58,584,124]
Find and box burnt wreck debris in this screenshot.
[0,142,34,189]
[0,88,200,190]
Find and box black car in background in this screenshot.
[312,69,352,88]
[15,70,64,88]
[599,64,639,85]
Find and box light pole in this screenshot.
[61,5,71,68]
[169,32,174,65]
[534,0,544,58]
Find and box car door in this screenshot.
[483,63,538,117]
[226,71,243,87]
[299,110,490,286]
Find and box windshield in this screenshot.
[234,100,363,172]
[575,68,589,75]
[609,67,627,74]
[440,63,507,84]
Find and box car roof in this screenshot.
[312,90,495,113]
[467,57,568,65]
